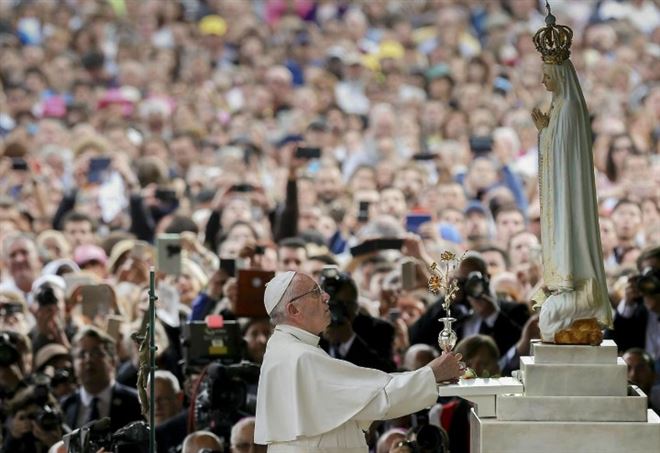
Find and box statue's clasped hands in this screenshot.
[531,108,550,131]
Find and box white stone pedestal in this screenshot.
[455,341,660,452]
[470,409,660,453]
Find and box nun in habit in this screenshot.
[530,9,613,343]
[254,271,463,452]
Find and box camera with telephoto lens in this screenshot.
[320,266,358,326]
[36,284,58,306]
[193,361,260,439]
[395,410,450,453]
[51,367,76,388]
[30,404,61,431]
[635,267,660,296]
[461,271,490,299]
[0,302,23,318]
[64,418,150,453]
[24,374,63,431]
[0,331,20,367]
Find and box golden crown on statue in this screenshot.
[533,1,573,65]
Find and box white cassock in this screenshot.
[533,59,613,341]
[254,324,438,452]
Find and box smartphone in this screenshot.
[131,241,152,261]
[411,153,436,161]
[234,269,275,317]
[405,213,433,234]
[350,238,404,257]
[106,315,124,341]
[155,188,178,203]
[230,183,255,193]
[87,157,112,184]
[401,259,417,291]
[63,274,95,299]
[80,284,115,319]
[375,238,404,251]
[253,245,265,255]
[357,201,370,223]
[219,258,236,277]
[156,234,182,275]
[494,75,512,95]
[295,146,322,159]
[157,281,181,327]
[469,136,493,156]
[11,158,29,171]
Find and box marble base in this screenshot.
[521,356,627,396]
[437,377,523,417]
[497,385,648,422]
[470,408,660,453]
[532,339,617,364]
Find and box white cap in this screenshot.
[32,274,66,293]
[264,271,296,315]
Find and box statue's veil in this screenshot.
[544,60,591,143]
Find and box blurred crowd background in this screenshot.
[0,0,659,452]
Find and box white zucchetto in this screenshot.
[264,271,296,315]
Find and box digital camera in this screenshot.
[635,266,660,296]
[320,266,358,326]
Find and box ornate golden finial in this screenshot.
[428,251,464,312]
[533,0,573,65]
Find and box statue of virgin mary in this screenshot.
[531,4,613,344]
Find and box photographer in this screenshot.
[611,246,660,368]
[319,269,396,372]
[0,330,32,405]
[3,384,66,452]
[33,343,76,400]
[409,253,531,373]
[0,290,30,337]
[29,281,71,353]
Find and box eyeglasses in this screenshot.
[288,285,323,304]
[154,396,177,406]
[74,348,108,360]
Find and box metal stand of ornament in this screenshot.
[148,269,157,453]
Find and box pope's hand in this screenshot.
[429,352,463,383]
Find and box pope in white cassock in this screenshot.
[254,271,464,452]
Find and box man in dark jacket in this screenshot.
[61,326,142,432]
[320,271,396,372]
[609,246,660,373]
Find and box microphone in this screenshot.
[86,417,111,432]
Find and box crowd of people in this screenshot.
[0,0,659,452]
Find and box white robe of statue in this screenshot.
[533,60,613,341]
